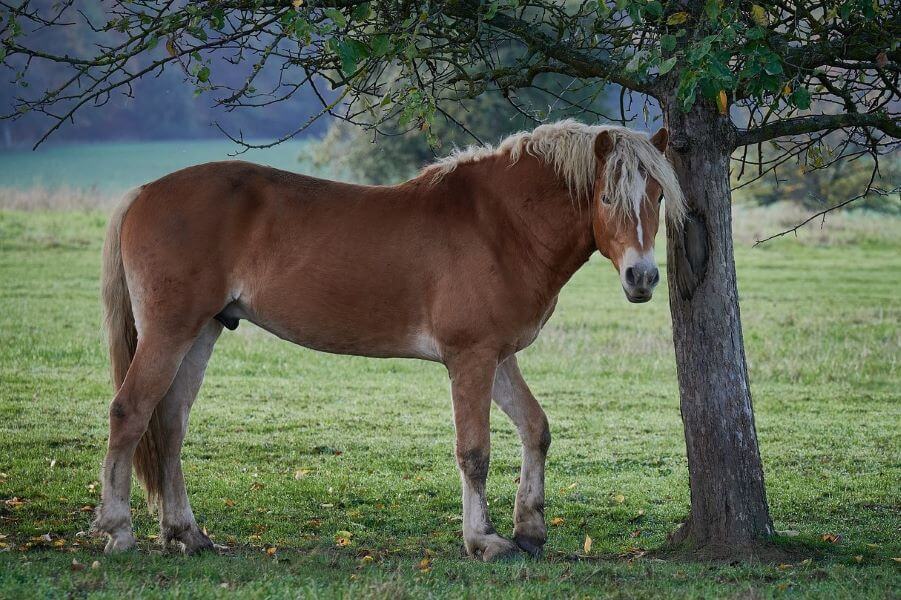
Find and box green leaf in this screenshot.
[667,11,689,25]
[658,56,677,74]
[293,18,312,43]
[661,34,676,52]
[369,34,392,57]
[745,25,765,40]
[791,86,812,109]
[764,59,783,75]
[704,0,721,22]
[197,66,210,82]
[645,1,663,19]
[324,8,347,28]
[351,2,372,22]
[334,38,368,75]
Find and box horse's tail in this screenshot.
[101,186,162,509]
[102,187,140,390]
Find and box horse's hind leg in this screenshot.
[94,328,199,553]
[493,355,551,557]
[156,320,222,554]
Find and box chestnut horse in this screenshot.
[93,120,684,560]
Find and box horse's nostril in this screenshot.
[649,268,660,286]
[625,267,636,286]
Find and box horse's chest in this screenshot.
[514,297,558,352]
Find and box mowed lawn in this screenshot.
[0,208,898,598]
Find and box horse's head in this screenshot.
[590,127,682,303]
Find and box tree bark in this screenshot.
[662,98,775,555]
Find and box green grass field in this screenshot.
[1,207,899,598]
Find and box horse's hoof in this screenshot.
[481,537,522,562]
[513,533,545,558]
[167,526,214,555]
[104,531,137,554]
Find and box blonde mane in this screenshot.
[425,119,686,224]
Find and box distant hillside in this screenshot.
[1,1,329,148]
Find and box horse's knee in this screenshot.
[457,447,490,483]
[536,416,551,455]
[107,398,149,448]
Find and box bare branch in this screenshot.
[736,112,901,147]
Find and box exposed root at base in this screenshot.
[660,518,794,564]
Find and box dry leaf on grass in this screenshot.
[550,517,564,526]
[583,535,592,554]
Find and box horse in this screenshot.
[92,119,685,561]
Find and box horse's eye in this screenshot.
[602,195,611,205]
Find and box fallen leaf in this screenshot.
[292,0,304,7]
[91,561,100,569]
[335,530,353,547]
[777,563,793,570]
[550,517,565,526]
[417,556,432,572]
[892,557,901,563]
[360,554,373,564]
[70,559,85,572]
[613,494,625,504]
[583,535,592,554]
[266,546,277,556]
[853,555,863,563]
[821,533,842,544]
[294,469,311,479]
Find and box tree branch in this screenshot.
[736,111,901,147]
[753,185,899,246]
[444,0,655,95]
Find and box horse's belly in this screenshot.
[228,284,440,361]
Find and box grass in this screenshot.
[0,205,899,598]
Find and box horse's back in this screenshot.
[117,160,450,357]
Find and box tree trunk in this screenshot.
[662,98,775,556]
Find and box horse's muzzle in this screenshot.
[622,264,659,303]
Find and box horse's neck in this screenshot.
[481,155,596,296]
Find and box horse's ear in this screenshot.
[650,127,669,153]
[594,131,614,160]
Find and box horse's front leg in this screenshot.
[493,355,550,557]
[447,351,520,561]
